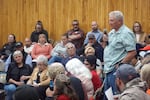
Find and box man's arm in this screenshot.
[121,50,137,64]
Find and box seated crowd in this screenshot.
[0,17,150,100]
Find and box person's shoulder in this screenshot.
[108,29,115,35]
[122,25,133,34]
[70,76,81,83]
[57,94,70,100]
[120,92,143,100]
[78,28,84,33]
[66,29,73,34]
[42,29,48,34]
[31,31,36,34]
[23,64,31,68]
[91,70,98,76]
[97,29,103,34]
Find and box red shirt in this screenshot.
[56,94,70,100]
[91,70,102,91]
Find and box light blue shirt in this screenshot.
[84,30,103,45]
[51,42,68,58]
[104,25,136,73]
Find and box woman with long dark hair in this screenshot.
[53,74,78,100]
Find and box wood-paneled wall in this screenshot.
[0,0,150,47]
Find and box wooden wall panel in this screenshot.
[0,0,150,47]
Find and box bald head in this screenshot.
[25,38,32,47]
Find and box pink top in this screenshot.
[31,43,53,59]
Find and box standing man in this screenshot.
[66,20,84,49]
[103,11,136,99]
[84,21,103,45]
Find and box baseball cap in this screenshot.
[116,64,139,83]
[13,85,39,100]
[15,42,23,48]
[140,45,150,51]
[88,34,95,39]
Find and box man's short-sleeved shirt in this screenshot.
[104,25,136,73]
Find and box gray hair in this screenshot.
[13,50,23,57]
[36,55,48,65]
[48,63,65,80]
[109,11,124,21]
[65,42,75,49]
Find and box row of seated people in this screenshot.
[0,20,105,100]
[3,52,150,100]
[0,19,149,100]
[0,18,147,62]
[4,52,103,100]
[0,32,105,73]
[0,19,147,67]
[0,19,147,63]
[0,19,105,60]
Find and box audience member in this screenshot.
[103,11,136,99]
[53,74,78,100]
[116,64,150,100]
[140,64,150,95]
[133,21,147,56]
[13,85,40,100]
[4,50,32,100]
[84,55,102,92]
[133,21,146,45]
[100,29,108,48]
[61,42,79,66]
[30,20,49,43]
[24,38,34,54]
[5,42,32,72]
[27,55,50,100]
[31,33,53,60]
[46,62,86,100]
[78,34,104,62]
[79,46,103,77]
[48,33,68,65]
[84,21,103,45]
[66,20,84,49]
[0,34,16,61]
[66,58,94,99]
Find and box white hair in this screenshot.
[66,58,92,79]
[36,55,48,65]
[109,11,124,21]
[13,50,23,57]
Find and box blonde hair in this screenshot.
[48,63,65,80]
[84,46,95,56]
[140,64,150,87]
